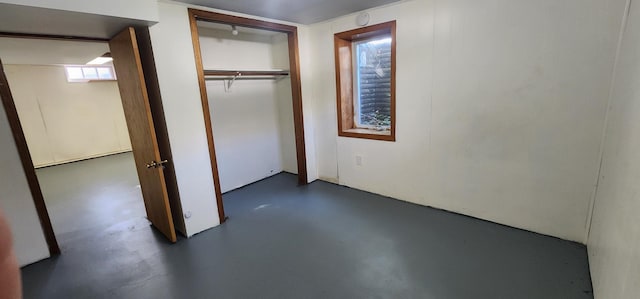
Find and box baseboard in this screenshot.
[34,150,132,169]
[318,176,339,184]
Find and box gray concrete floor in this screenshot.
[22,153,593,299]
[34,152,148,246]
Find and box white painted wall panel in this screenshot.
[308,0,625,243]
[205,79,285,192]
[427,0,624,243]
[272,34,299,174]
[199,28,297,192]
[588,1,640,297]
[5,65,131,167]
[296,25,320,182]
[149,2,220,235]
[0,95,50,267]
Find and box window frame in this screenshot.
[334,20,396,142]
[64,65,117,82]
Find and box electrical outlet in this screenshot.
[355,155,363,166]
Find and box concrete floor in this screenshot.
[22,153,593,299]
[34,152,148,246]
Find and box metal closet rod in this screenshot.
[205,77,283,81]
[203,70,290,76]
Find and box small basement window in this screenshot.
[64,65,116,82]
[334,21,396,141]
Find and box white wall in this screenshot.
[149,2,221,236]
[199,27,297,193]
[308,0,625,243]
[5,65,131,167]
[273,34,299,174]
[0,95,50,267]
[0,38,111,66]
[587,0,640,297]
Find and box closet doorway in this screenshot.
[188,10,308,222]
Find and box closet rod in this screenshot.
[205,77,283,81]
[203,70,289,77]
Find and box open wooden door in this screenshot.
[109,27,177,243]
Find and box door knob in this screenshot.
[146,160,168,169]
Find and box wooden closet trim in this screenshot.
[188,10,298,33]
[187,9,309,224]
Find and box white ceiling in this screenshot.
[0,38,109,65]
[0,3,153,40]
[176,0,402,24]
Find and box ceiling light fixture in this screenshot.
[86,52,112,65]
[231,25,239,36]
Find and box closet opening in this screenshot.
[188,10,308,223]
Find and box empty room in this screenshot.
[0,0,638,298]
[0,37,166,254]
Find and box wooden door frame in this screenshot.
[188,9,309,224]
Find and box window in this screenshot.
[334,21,396,141]
[64,65,116,82]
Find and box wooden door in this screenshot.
[109,27,177,242]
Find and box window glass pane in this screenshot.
[66,67,84,80]
[82,67,98,79]
[96,67,113,79]
[354,35,392,130]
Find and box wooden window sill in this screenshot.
[339,128,395,141]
